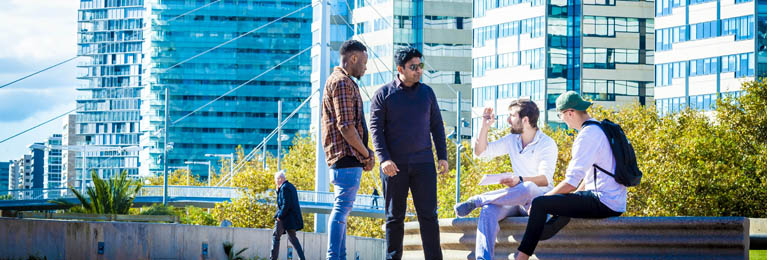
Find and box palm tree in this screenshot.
[53,170,141,214]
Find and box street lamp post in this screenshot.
[277,100,282,171]
[163,87,169,205]
[205,153,234,178]
[440,83,468,204]
[184,161,212,186]
[262,138,267,170]
[455,91,462,204]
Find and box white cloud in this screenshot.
[0,0,80,160]
[0,0,79,61]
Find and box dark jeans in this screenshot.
[270,219,306,260]
[517,191,622,256]
[380,161,442,260]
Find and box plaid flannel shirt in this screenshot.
[321,67,369,166]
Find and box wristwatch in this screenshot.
[518,176,524,185]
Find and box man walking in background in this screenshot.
[370,47,448,260]
[271,170,305,260]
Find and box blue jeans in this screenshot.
[473,182,542,260]
[326,167,362,260]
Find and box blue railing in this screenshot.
[0,186,384,217]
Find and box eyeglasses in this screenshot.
[557,109,574,119]
[408,63,425,71]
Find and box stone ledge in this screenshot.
[404,217,752,259]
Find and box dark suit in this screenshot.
[271,181,305,260]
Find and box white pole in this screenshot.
[81,149,86,194]
[313,0,331,233]
[229,153,234,177]
[207,161,212,186]
[277,100,283,171]
[163,87,169,206]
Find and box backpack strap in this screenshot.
[593,164,615,192]
[582,120,617,191]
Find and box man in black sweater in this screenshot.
[270,170,305,260]
[370,47,448,260]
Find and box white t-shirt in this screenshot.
[563,120,628,213]
[476,129,558,194]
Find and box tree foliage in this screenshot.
[143,168,208,186]
[211,136,384,238]
[53,170,141,214]
[212,80,767,239]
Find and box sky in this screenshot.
[0,0,81,161]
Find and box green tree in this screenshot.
[53,170,141,214]
[143,168,207,186]
[212,79,767,238]
[211,137,385,238]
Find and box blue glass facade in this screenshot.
[546,0,582,101]
[0,161,9,195]
[77,0,144,179]
[44,134,64,190]
[29,144,45,189]
[140,0,313,177]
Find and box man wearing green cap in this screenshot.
[515,91,626,260]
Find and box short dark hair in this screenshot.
[509,99,539,128]
[339,40,366,56]
[394,47,422,67]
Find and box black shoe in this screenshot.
[540,215,570,240]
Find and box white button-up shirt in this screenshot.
[476,129,558,194]
[563,120,628,213]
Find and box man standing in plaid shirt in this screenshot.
[321,39,375,260]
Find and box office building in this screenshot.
[139,0,313,177]
[654,0,761,115]
[472,0,655,132]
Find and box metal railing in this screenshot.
[1,186,384,211]
[4,188,73,201]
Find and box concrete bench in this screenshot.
[403,217,765,259]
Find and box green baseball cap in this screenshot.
[556,91,592,111]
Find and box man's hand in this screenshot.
[381,160,399,177]
[363,156,376,171]
[482,107,496,128]
[438,160,448,175]
[500,176,520,188]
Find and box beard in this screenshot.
[509,122,523,134]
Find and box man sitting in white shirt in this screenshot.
[514,91,626,260]
[453,99,558,260]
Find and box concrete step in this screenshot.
[403,217,751,259]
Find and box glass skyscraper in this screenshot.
[654,0,763,115]
[0,161,9,195]
[43,134,65,198]
[140,0,313,177]
[76,0,144,183]
[472,0,655,132]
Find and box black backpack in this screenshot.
[581,119,642,187]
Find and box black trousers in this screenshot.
[380,161,442,260]
[518,191,622,256]
[270,219,305,260]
